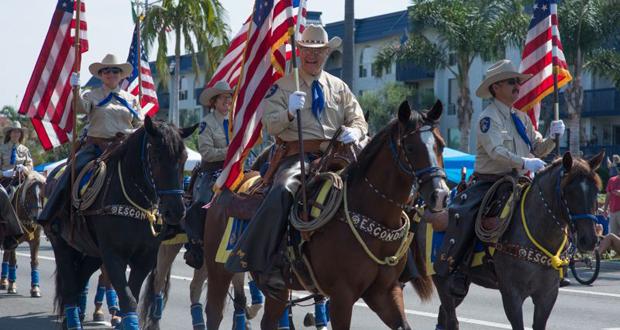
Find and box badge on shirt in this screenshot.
[265,84,279,99]
[479,117,491,133]
[199,121,207,134]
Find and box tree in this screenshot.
[142,0,229,126]
[558,0,620,154]
[343,0,355,88]
[375,0,530,152]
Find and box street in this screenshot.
[1,238,620,329]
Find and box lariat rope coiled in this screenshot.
[343,180,413,266]
[117,161,161,237]
[520,185,569,276]
[475,176,519,243]
[71,160,107,211]
[289,172,343,232]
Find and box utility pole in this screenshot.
[343,0,355,89]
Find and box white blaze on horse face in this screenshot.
[421,126,450,198]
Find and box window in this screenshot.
[371,63,381,77]
[448,52,457,66]
[448,128,461,149]
[448,79,458,115]
[385,63,392,75]
[179,90,188,101]
[359,65,367,78]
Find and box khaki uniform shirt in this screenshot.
[0,143,33,171]
[475,99,555,175]
[198,110,229,162]
[261,70,368,141]
[79,86,142,139]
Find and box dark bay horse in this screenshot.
[45,117,195,330]
[420,152,603,330]
[0,169,46,296]
[203,100,449,329]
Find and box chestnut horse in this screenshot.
[203,100,449,329]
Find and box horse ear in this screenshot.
[588,150,605,171]
[144,115,159,136]
[562,152,573,172]
[179,123,198,139]
[398,100,411,124]
[426,100,443,122]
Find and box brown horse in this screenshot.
[203,100,449,329]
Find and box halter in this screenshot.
[140,132,184,198]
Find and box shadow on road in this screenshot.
[0,311,59,329]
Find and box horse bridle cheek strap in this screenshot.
[141,133,184,197]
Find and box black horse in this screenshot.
[418,152,603,330]
[46,117,195,330]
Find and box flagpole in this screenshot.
[137,14,144,109]
[552,4,560,155]
[70,0,82,224]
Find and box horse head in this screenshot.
[19,169,46,222]
[397,100,450,213]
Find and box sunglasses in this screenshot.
[499,78,520,86]
[100,67,122,75]
[299,47,329,55]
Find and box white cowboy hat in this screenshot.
[475,59,533,99]
[88,54,133,79]
[297,24,342,49]
[3,121,25,136]
[199,81,234,106]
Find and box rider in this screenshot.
[0,121,31,249]
[433,59,566,297]
[38,54,143,227]
[183,80,234,268]
[225,25,368,287]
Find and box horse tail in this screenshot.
[139,266,171,330]
[410,223,434,302]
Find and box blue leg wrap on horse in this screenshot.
[106,288,120,312]
[79,284,89,317]
[315,300,328,327]
[121,312,139,330]
[191,303,205,327]
[325,300,330,322]
[64,305,81,330]
[277,307,290,330]
[31,268,40,286]
[8,265,16,282]
[1,261,8,279]
[249,280,264,305]
[94,285,105,304]
[152,292,164,320]
[233,310,246,330]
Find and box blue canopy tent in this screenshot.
[442,147,474,184]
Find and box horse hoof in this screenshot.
[7,282,17,294]
[193,325,206,330]
[303,313,316,327]
[110,315,122,328]
[30,286,41,298]
[246,303,263,319]
[317,327,328,330]
[92,311,105,322]
[0,278,7,290]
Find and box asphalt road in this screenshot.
[1,239,620,329]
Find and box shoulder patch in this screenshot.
[199,121,207,134]
[479,117,491,133]
[265,84,279,99]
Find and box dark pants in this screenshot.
[38,144,101,225]
[0,183,23,248]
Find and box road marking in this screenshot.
[559,288,620,298]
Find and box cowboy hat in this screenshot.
[3,121,25,136]
[88,54,133,79]
[297,24,342,49]
[475,59,533,99]
[199,81,234,106]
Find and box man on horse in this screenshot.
[225,25,368,288]
[434,59,566,297]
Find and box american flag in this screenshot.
[514,0,572,128]
[18,0,88,150]
[121,22,159,117]
[215,0,302,190]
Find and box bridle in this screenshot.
[138,131,185,202]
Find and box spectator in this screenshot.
[605,171,620,235]
[591,126,599,145]
[596,224,620,255]
[608,154,620,177]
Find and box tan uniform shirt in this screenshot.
[261,70,368,141]
[475,99,555,175]
[0,143,33,171]
[79,86,142,139]
[198,110,229,162]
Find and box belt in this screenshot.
[471,171,518,183]
[279,138,326,158]
[200,161,224,172]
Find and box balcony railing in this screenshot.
[395,61,434,82]
[541,88,620,118]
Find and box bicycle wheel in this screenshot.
[569,249,601,285]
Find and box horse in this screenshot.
[419,151,603,330]
[202,100,448,329]
[0,168,46,297]
[45,116,195,330]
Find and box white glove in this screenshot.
[15,164,25,172]
[338,127,362,144]
[70,72,80,87]
[2,170,14,177]
[522,157,546,173]
[550,120,565,137]
[288,91,306,117]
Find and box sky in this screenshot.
[0,0,409,108]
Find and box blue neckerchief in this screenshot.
[222,118,230,146]
[9,145,16,165]
[510,111,532,152]
[311,80,325,121]
[97,92,140,119]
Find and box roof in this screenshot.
[324,10,409,44]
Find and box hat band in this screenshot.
[300,39,327,45]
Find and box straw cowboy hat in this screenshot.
[297,24,342,49]
[3,121,25,136]
[88,54,133,79]
[475,59,533,99]
[199,81,234,106]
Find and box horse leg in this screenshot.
[204,263,233,330]
[531,288,559,330]
[125,250,158,330]
[498,285,526,330]
[7,249,17,294]
[102,252,137,329]
[247,275,264,319]
[92,272,107,322]
[323,291,356,330]
[1,249,8,289]
[231,272,249,330]
[362,283,411,330]
[29,227,41,297]
[260,289,288,330]
[189,263,208,330]
[432,275,462,330]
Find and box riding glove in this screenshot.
[550,120,565,137]
[522,157,546,172]
[338,127,362,144]
[288,91,307,118]
[15,164,25,172]
[2,170,14,177]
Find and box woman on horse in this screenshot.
[183,80,233,268]
[0,121,30,249]
[39,54,142,226]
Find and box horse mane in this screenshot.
[538,156,602,190]
[104,120,185,163]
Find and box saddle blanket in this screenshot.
[424,226,495,275]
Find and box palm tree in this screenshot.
[375,0,530,152]
[558,0,620,154]
[343,0,355,88]
[142,0,229,126]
